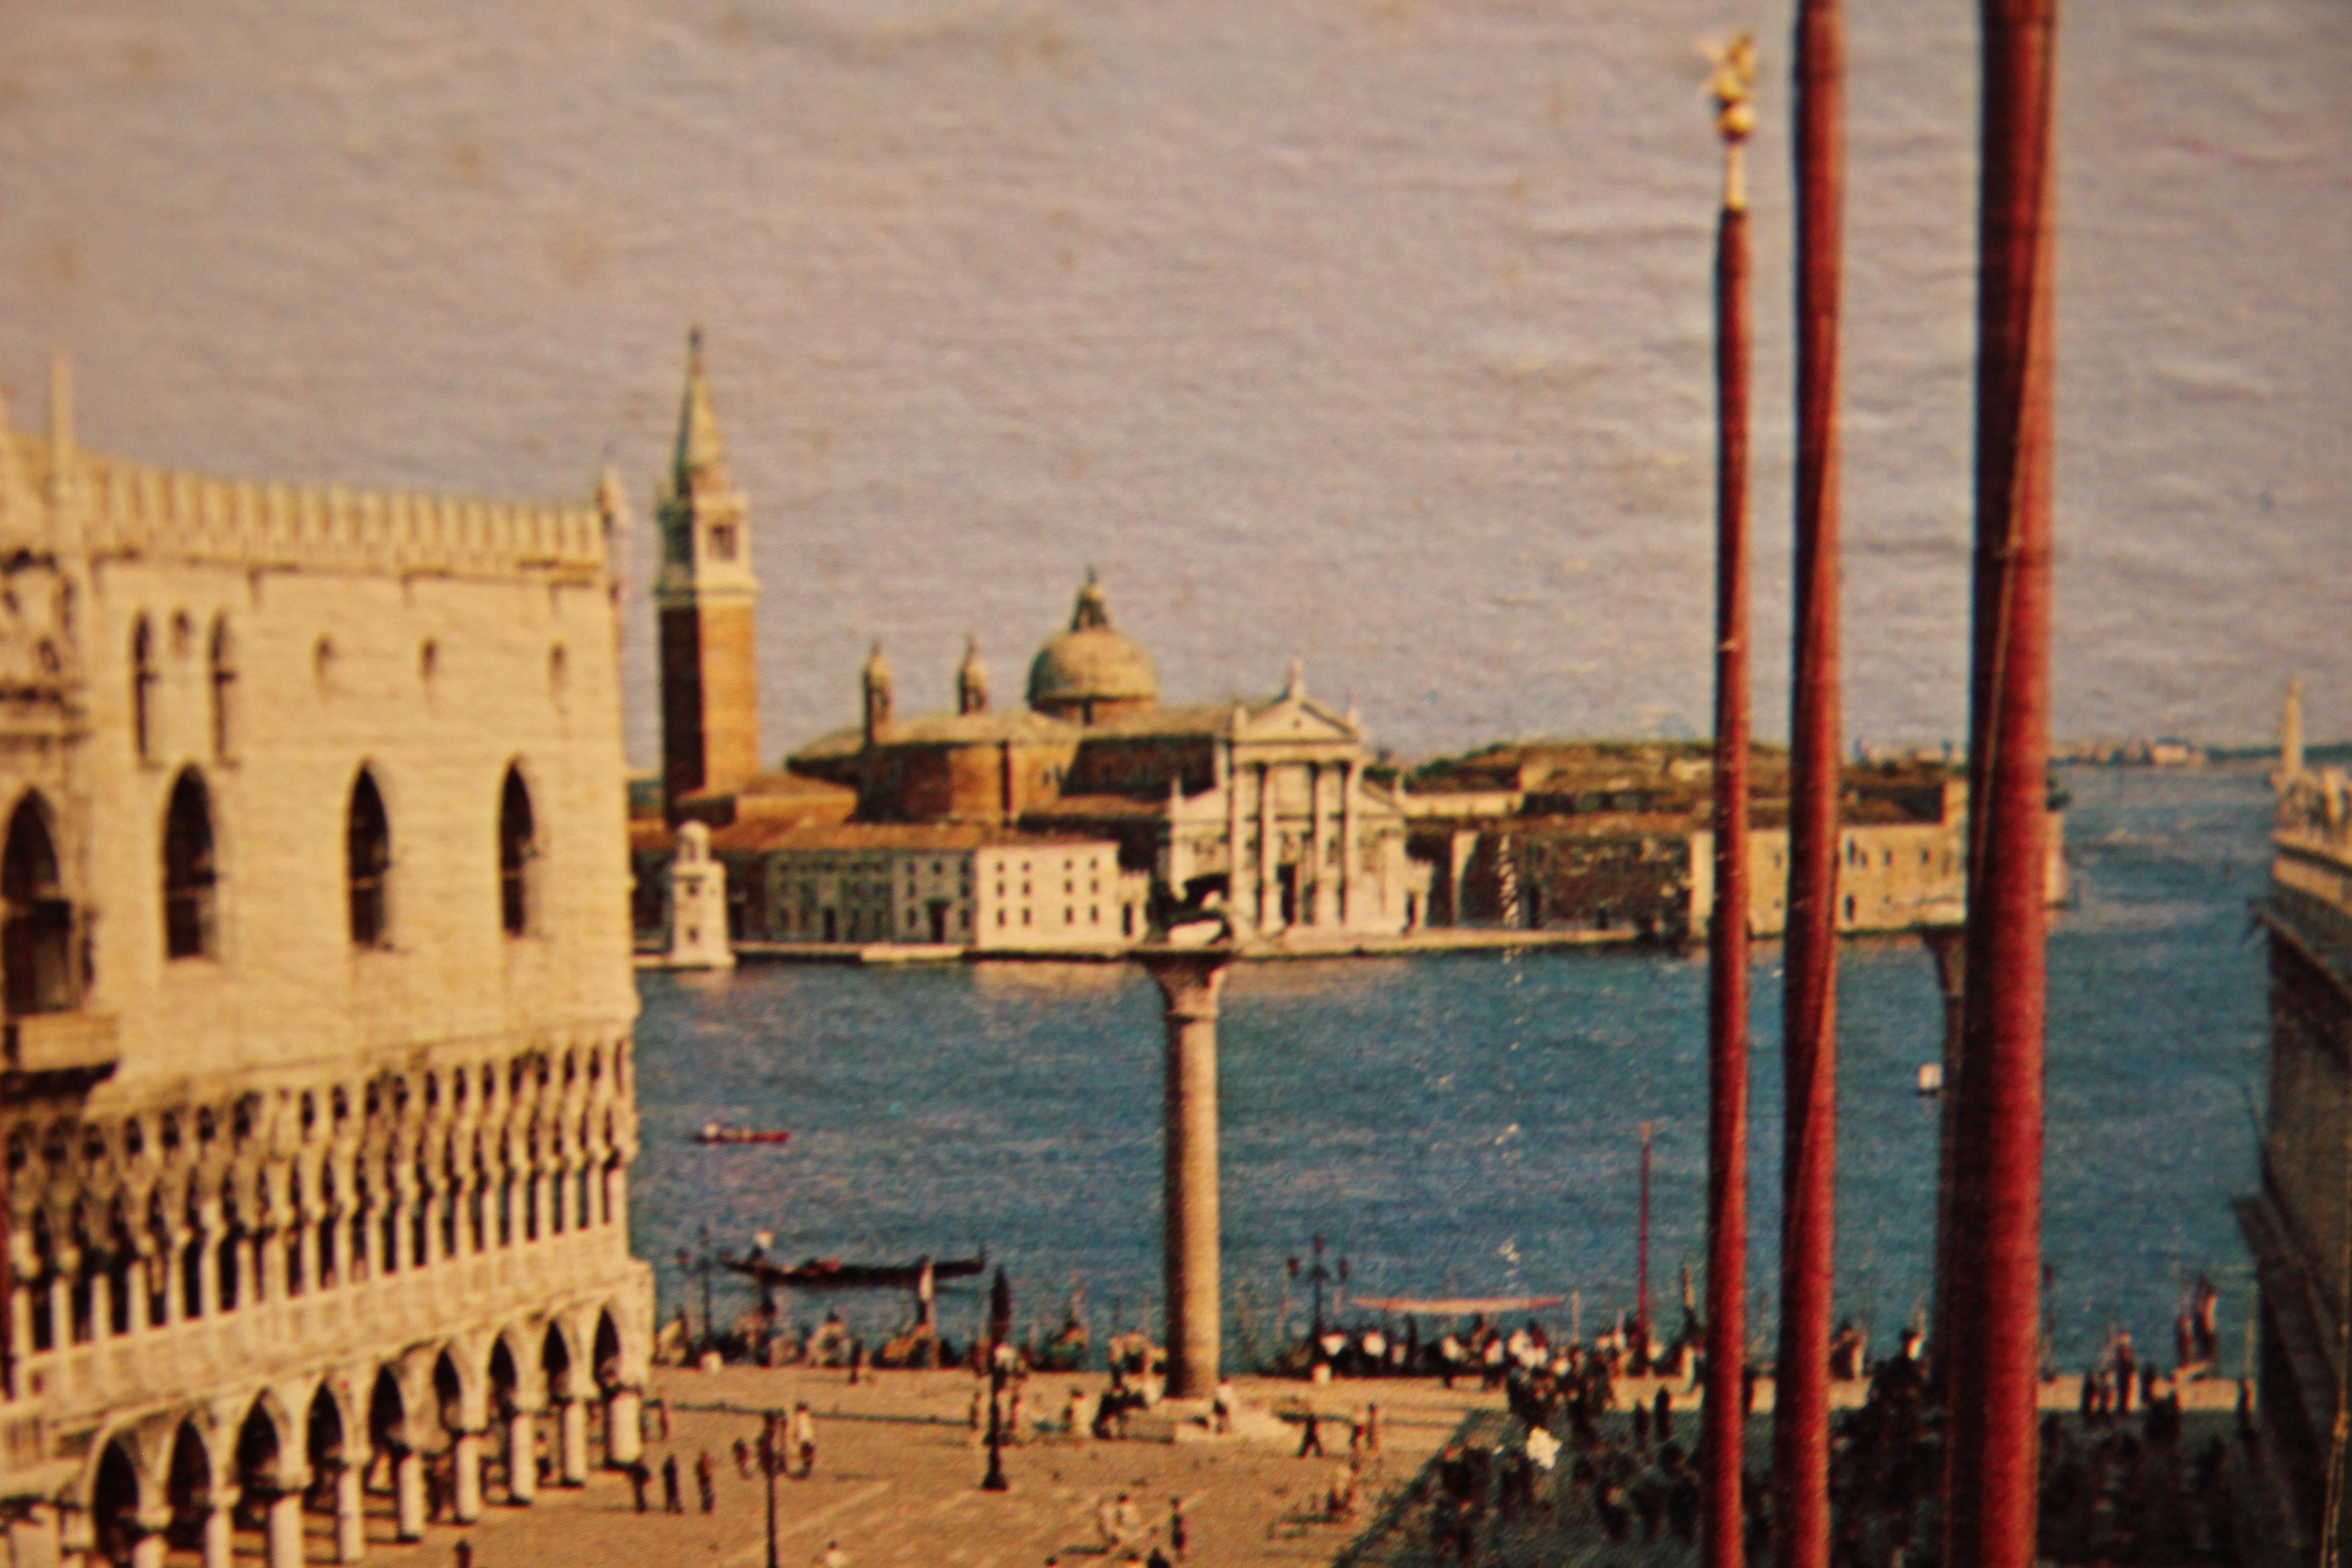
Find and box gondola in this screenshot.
[720,1250,986,1291]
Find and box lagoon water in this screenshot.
[631,764,2270,1374]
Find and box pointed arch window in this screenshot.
[498,767,535,937]
[162,770,217,960]
[208,617,236,763]
[132,617,157,763]
[2,795,72,1016]
[347,771,391,948]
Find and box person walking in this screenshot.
[813,1542,847,1568]
[1652,1384,1673,1442]
[792,1403,818,1480]
[628,1458,650,1514]
[1297,1409,1324,1459]
[662,1453,683,1514]
[456,1540,473,1568]
[695,1448,716,1513]
[1169,1496,1187,1560]
[733,1437,752,1479]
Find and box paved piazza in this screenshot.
[328,1368,1503,1568]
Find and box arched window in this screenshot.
[132,617,157,763]
[347,771,391,948]
[498,767,534,936]
[2,795,71,1017]
[162,770,217,960]
[208,617,235,762]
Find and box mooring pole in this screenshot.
[1944,3,2059,1565]
[1702,36,1757,1568]
[1774,5,1845,1568]
[1637,1121,1653,1348]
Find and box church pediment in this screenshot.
[1233,695,1358,746]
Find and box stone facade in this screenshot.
[0,355,653,1567]
[2243,679,2352,1546]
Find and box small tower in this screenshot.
[655,328,760,818]
[861,641,895,745]
[661,820,736,969]
[957,636,989,715]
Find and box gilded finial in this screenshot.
[1702,32,1758,210]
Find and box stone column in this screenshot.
[392,1453,425,1541]
[1255,765,1275,930]
[1140,950,1231,1400]
[607,1388,643,1465]
[1224,741,1248,932]
[1307,763,1328,926]
[1338,763,1357,929]
[128,1508,169,1568]
[507,1411,537,1502]
[202,1491,236,1568]
[334,1460,367,1562]
[88,1272,111,1343]
[452,1431,483,1521]
[264,1490,303,1568]
[559,1398,590,1484]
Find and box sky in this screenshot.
[2,0,2345,766]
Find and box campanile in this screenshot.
[655,328,761,813]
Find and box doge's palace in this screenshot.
[0,354,653,1567]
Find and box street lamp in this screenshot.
[1288,1236,1347,1335]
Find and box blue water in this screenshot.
[630,764,2271,1374]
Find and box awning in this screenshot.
[1348,1295,1567,1317]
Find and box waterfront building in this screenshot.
[1401,741,2065,941]
[2244,676,2352,1544]
[701,822,1148,949]
[0,356,653,1566]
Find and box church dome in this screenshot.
[1027,572,1158,721]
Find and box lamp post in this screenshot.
[981,1341,1013,1492]
[676,1224,717,1357]
[981,1267,1013,1491]
[1288,1237,1346,1336]
[758,1413,784,1568]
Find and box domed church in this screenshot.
[782,571,1428,938]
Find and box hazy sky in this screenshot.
[3,0,2345,764]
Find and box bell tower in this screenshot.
[655,328,761,814]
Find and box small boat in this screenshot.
[1916,1063,1943,1096]
[693,1123,791,1146]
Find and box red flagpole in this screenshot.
[1775,5,1844,1567]
[1702,37,1757,1568]
[1945,3,2060,1565]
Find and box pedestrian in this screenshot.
[814,1541,847,1568]
[849,1340,865,1385]
[1632,1397,1651,1448]
[734,1437,752,1479]
[662,1453,683,1514]
[1096,1495,1120,1553]
[456,1540,473,1568]
[696,1448,716,1513]
[628,1458,650,1514]
[1364,1401,1381,1454]
[1653,1385,1673,1442]
[793,1403,818,1480]
[1147,1549,1173,1568]
[1169,1496,1187,1559]
[655,1394,673,1440]
[1297,1408,1324,1459]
